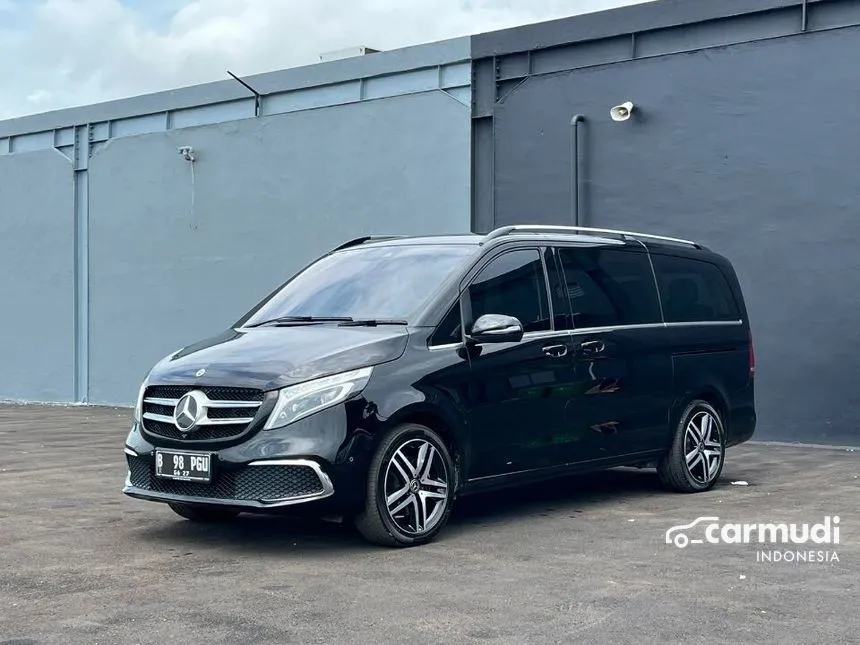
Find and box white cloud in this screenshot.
[0,0,651,120]
[25,89,52,104]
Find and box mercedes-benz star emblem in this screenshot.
[173,390,207,432]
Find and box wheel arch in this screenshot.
[384,403,466,493]
[670,384,730,436]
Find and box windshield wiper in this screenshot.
[338,319,408,327]
[246,315,355,328]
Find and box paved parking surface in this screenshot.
[0,404,858,644]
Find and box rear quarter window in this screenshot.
[651,254,740,323]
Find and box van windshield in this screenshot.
[242,244,476,326]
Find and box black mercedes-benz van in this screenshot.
[123,225,756,547]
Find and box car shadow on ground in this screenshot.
[455,466,663,519]
[133,467,726,553]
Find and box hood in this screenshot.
[146,325,409,391]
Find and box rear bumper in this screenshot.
[727,407,756,447]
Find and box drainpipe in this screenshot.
[570,115,585,227]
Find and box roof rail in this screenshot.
[331,235,408,252]
[481,225,702,249]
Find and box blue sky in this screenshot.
[0,0,649,120]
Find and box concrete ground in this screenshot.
[0,404,857,645]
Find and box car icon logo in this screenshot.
[665,516,720,549]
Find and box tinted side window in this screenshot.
[651,254,739,322]
[469,249,551,333]
[431,301,462,346]
[556,248,661,328]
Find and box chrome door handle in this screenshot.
[579,340,605,355]
[542,344,568,358]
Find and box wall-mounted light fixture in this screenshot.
[609,101,635,122]
[178,146,196,162]
[177,146,198,230]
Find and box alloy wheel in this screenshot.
[683,410,723,484]
[383,439,449,535]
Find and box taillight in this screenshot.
[748,330,755,378]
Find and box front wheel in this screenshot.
[658,400,726,493]
[168,503,240,523]
[354,424,455,547]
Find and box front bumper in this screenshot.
[122,447,335,509]
[122,399,377,512]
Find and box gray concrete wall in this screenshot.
[0,38,472,406]
[473,2,860,445]
[0,150,75,401]
[88,92,470,404]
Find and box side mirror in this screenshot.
[467,314,524,344]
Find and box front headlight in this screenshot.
[264,366,373,430]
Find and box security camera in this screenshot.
[609,101,635,122]
[178,146,196,162]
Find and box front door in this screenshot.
[463,247,577,479]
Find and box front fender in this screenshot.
[355,380,471,486]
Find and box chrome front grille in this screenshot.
[141,385,264,442]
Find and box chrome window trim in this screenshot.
[664,320,743,328]
[570,320,742,334]
[427,328,568,351]
[522,329,570,340]
[570,322,664,335]
[426,321,742,350]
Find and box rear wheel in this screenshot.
[168,503,240,523]
[658,400,725,493]
[354,423,455,547]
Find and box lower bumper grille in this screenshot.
[126,455,326,503]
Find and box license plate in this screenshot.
[155,450,213,483]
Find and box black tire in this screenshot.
[354,423,455,547]
[658,400,726,493]
[168,503,240,523]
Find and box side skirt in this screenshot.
[459,449,668,496]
